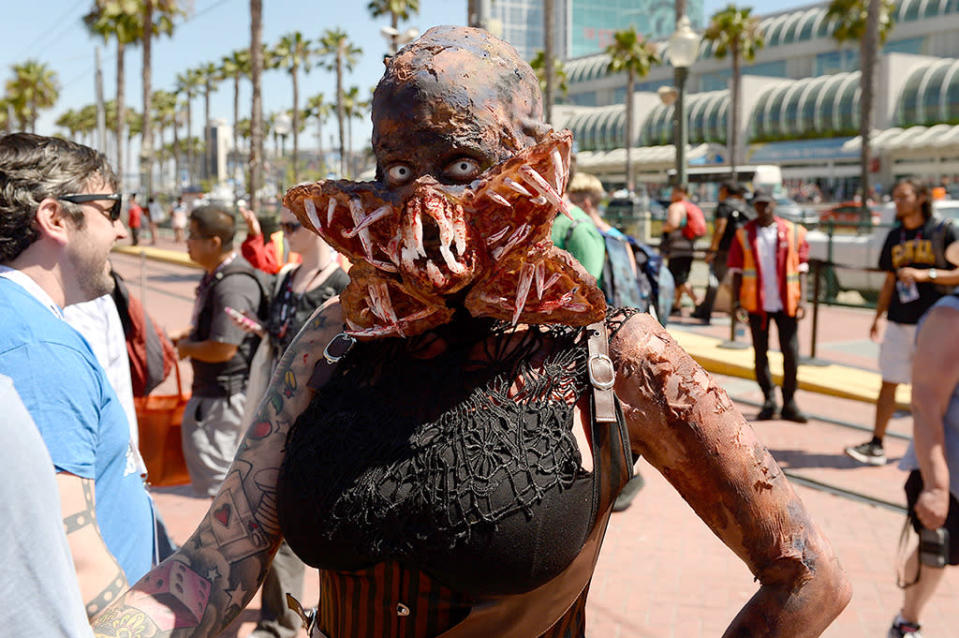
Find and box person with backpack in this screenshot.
[728,189,810,423]
[171,205,268,497]
[662,184,706,314]
[693,180,749,324]
[567,173,672,322]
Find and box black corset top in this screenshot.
[276,317,600,596]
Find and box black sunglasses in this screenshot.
[59,193,123,222]
[280,221,302,234]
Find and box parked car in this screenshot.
[766,196,818,225]
[818,201,881,227]
[806,199,959,295]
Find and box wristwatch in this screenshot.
[928,268,938,281]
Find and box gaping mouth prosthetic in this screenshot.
[284,129,606,339]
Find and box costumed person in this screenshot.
[93,27,850,638]
[228,206,348,638]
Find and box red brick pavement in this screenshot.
[123,242,957,637]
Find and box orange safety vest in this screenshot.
[735,219,806,316]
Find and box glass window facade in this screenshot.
[569,0,706,59]
[897,59,959,126]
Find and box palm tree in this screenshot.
[56,109,82,140]
[605,29,660,193]
[342,85,370,177]
[703,5,764,179]
[367,0,420,54]
[318,28,362,178]
[84,1,143,191]
[175,68,202,186]
[273,32,314,182]
[250,0,264,202]
[826,0,895,210]
[530,51,569,100]
[138,0,183,196]
[220,48,251,183]
[152,89,177,188]
[5,60,60,132]
[305,92,330,167]
[195,61,221,181]
[0,99,9,134]
[78,104,99,145]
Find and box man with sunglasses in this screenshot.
[0,134,156,618]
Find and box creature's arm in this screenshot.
[55,473,128,620]
[610,313,851,637]
[92,302,345,638]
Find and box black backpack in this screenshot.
[564,221,674,323]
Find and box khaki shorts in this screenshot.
[180,393,247,498]
[878,321,917,385]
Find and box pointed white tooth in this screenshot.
[486,226,510,245]
[453,225,466,256]
[520,164,572,220]
[531,195,547,206]
[367,284,385,320]
[348,198,374,260]
[377,283,399,325]
[425,260,445,286]
[512,263,535,326]
[551,148,565,191]
[413,210,426,258]
[542,272,561,292]
[304,198,321,230]
[369,259,399,273]
[498,224,531,258]
[504,178,532,198]
[535,262,545,300]
[385,230,402,265]
[439,244,465,274]
[344,204,392,237]
[488,191,512,208]
[326,198,337,225]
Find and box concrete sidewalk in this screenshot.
[116,236,905,409]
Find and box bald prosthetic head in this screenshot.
[372,26,546,185]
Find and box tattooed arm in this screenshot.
[93,301,345,638]
[611,313,851,637]
[55,473,128,619]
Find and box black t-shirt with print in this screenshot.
[877,216,957,324]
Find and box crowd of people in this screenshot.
[0,24,957,638]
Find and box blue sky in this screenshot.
[2,0,794,154]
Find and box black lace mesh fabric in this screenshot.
[277,313,600,590]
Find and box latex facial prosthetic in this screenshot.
[284,131,606,339]
[282,26,606,339]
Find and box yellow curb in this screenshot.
[112,245,202,269]
[112,243,911,411]
[671,329,912,411]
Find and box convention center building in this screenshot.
[553,0,959,196]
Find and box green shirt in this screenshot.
[551,205,606,282]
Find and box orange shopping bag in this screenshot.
[135,361,191,487]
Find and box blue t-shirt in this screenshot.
[0,279,155,582]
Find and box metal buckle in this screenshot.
[588,353,616,391]
[323,333,356,364]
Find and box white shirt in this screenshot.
[63,296,147,477]
[755,223,784,313]
[0,265,63,318]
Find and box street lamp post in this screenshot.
[274,112,292,190]
[380,26,420,56]
[667,16,701,189]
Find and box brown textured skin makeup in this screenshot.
[609,313,851,635]
[286,25,852,633]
